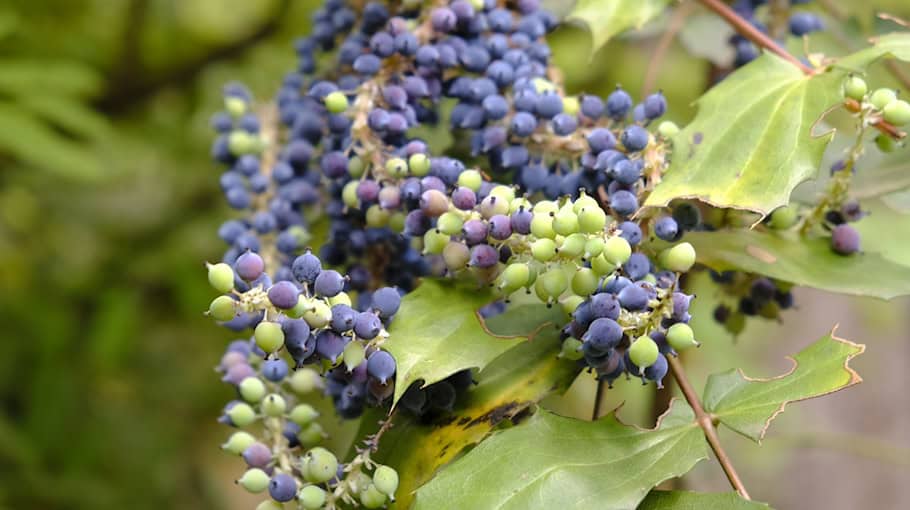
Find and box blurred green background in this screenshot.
[0,1,908,509]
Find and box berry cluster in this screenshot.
[202,0,710,507]
[729,0,823,68]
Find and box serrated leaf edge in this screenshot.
[716,326,865,443]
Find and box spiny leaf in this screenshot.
[646,53,842,215]
[685,229,910,299]
[383,279,562,405]
[638,490,772,509]
[367,326,580,509]
[413,400,707,510]
[704,330,864,443]
[566,0,671,54]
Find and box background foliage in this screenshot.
[1,1,909,509]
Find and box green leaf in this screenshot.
[0,103,102,180]
[685,229,910,299]
[835,32,910,71]
[413,400,707,510]
[638,490,772,509]
[704,331,864,443]
[0,58,103,97]
[384,279,561,405]
[368,324,580,509]
[646,53,842,215]
[566,0,671,54]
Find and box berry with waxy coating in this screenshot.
[667,323,699,351]
[238,468,270,493]
[208,262,235,293]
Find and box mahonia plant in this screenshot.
[199,0,908,508]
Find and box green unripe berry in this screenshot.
[530,213,557,239]
[530,238,557,262]
[256,499,285,510]
[385,157,408,177]
[457,169,483,191]
[510,197,533,214]
[666,323,699,351]
[602,236,632,265]
[629,336,660,373]
[535,267,568,302]
[342,180,360,208]
[225,97,247,117]
[442,241,471,270]
[297,422,325,447]
[289,404,320,426]
[209,295,237,322]
[372,465,400,496]
[469,0,485,10]
[590,252,615,276]
[552,206,579,236]
[343,341,366,371]
[584,237,605,259]
[409,153,431,176]
[286,295,310,319]
[533,200,558,215]
[724,312,746,336]
[389,211,407,232]
[573,192,599,213]
[875,133,897,152]
[348,155,366,178]
[324,91,348,113]
[228,130,256,155]
[298,485,326,509]
[532,77,557,93]
[498,263,531,293]
[559,337,584,360]
[239,377,267,402]
[489,185,516,203]
[437,212,464,235]
[423,229,449,254]
[562,96,580,116]
[329,292,352,307]
[558,233,587,258]
[254,321,285,353]
[560,294,585,315]
[843,75,867,101]
[660,242,696,272]
[222,431,257,454]
[227,402,256,427]
[768,205,797,230]
[883,99,910,126]
[571,267,599,296]
[207,262,235,293]
[870,88,897,110]
[366,204,390,228]
[658,120,680,139]
[642,273,657,285]
[303,300,331,328]
[238,468,270,493]
[304,447,338,484]
[578,207,607,233]
[360,484,387,509]
[261,393,287,416]
[479,195,509,218]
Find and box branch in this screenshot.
[592,378,606,420]
[641,2,696,97]
[696,0,906,139]
[96,0,292,113]
[667,354,751,500]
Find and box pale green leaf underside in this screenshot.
[384,279,559,405]
[685,229,910,299]
[414,400,707,510]
[567,0,671,53]
[368,324,579,509]
[646,53,841,215]
[638,490,772,509]
[704,332,864,443]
